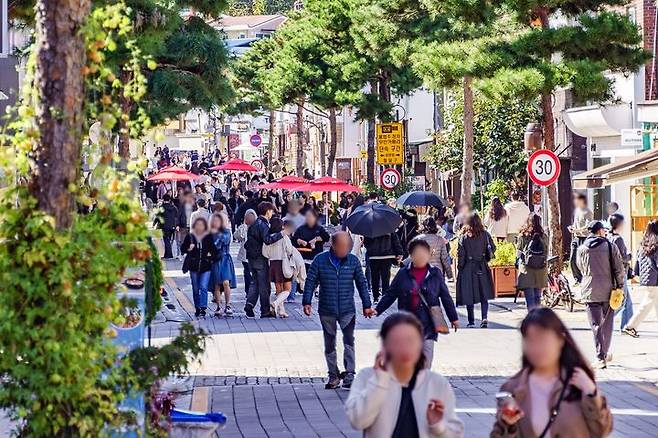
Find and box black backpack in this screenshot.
[524,233,546,269]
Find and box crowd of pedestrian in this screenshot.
[147,148,644,436]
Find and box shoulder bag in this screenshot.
[607,242,624,311]
[417,286,450,335]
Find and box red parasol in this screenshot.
[210,158,259,172]
[148,166,199,182]
[292,176,361,192]
[259,176,308,190]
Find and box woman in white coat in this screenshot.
[345,312,464,438]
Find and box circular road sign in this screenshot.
[251,159,264,172]
[249,134,263,147]
[380,168,401,190]
[527,149,561,186]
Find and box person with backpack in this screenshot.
[576,220,624,369]
[516,214,549,310]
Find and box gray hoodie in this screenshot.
[576,234,624,303]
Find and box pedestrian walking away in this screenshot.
[181,217,217,318]
[456,213,496,328]
[209,213,236,317]
[345,312,464,438]
[262,217,296,317]
[376,239,459,368]
[154,194,179,260]
[413,217,453,281]
[302,231,373,389]
[243,202,286,318]
[484,196,509,242]
[515,214,548,311]
[576,220,624,369]
[608,213,634,333]
[569,193,593,284]
[624,220,658,338]
[504,191,531,243]
[234,209,256,305]
[363,231,403,304]
[491,308,612,437]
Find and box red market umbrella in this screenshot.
[259,176,308,190]
[148,167,199,182]
[292,176,361,192]
[210,158,259,172]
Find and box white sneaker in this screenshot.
[591,359,607,370]
[605,353,613,363]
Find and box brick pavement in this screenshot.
[152,246,658,437]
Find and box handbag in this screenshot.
[418,288,450,335]
[607,242,624,311]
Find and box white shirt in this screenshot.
[504,201,531,235]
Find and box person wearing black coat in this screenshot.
[375,239,459,367]
[243,202,287,318]
[456,213,496,328]
[292,210,331,265]
[234,190,259,228]
[181,216,217,317]
[363,231,404,303]
[154,194,179,259]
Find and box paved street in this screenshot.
[150,244,658,438]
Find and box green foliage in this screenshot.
[424,89,539,181]
[486,178,511,204]
[145,237,164,325]
[228,0,295,15]
[0,2,205,436]
[489,241,516,267]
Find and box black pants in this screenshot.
[242,261,252,295]
[163,228,175,259]
[570,236,586,283]
[369,258,392,301]
[466,301,489,325]
[246,261,270,315]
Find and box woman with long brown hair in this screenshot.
[516,214,549,311]
[491,308,612,437]
[484,196,509,242]
[456,214,495,328]
[623,220,658,337]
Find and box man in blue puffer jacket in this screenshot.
[303,231,374,389]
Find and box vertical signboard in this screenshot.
[376,122,404,165]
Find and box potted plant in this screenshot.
[488,241,518,297]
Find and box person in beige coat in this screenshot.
[491,308,612,438]
[346,312,464,438]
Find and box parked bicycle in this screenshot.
[542,255,578,312]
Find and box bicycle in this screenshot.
[542,255,577,312]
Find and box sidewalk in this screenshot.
[151,242,658,437]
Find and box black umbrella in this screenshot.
[396,191,445,208]
[345,203,402,238]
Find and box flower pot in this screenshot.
[492,266,517,297]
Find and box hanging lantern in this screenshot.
[524,123,543,153]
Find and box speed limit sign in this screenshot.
[380,168,401,190]
[527,149,561,186]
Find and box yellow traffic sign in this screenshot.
[376,122,404,165]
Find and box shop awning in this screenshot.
[563,103,633,138]
[572,148,658,189]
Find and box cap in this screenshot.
[587,220,605,233]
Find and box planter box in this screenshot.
[492,266,517,297]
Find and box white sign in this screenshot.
[621,129,643,147]
[380,168,401,190]
[527,149,561,187]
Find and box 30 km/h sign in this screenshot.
[527,149,561,186]
[380,168,401,190]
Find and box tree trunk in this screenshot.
[367,80,378,184]
[33,0,91,229]
[267,109,276,167]
[295,103,305,176]
[461,76,474,206]
[536,7,564,266]
[327,107,338,176]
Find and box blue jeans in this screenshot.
[615,278,633,330]
[242,262,252,296]
[190,271,210,310]
[288,277,297,302]
[524,288,542,310]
